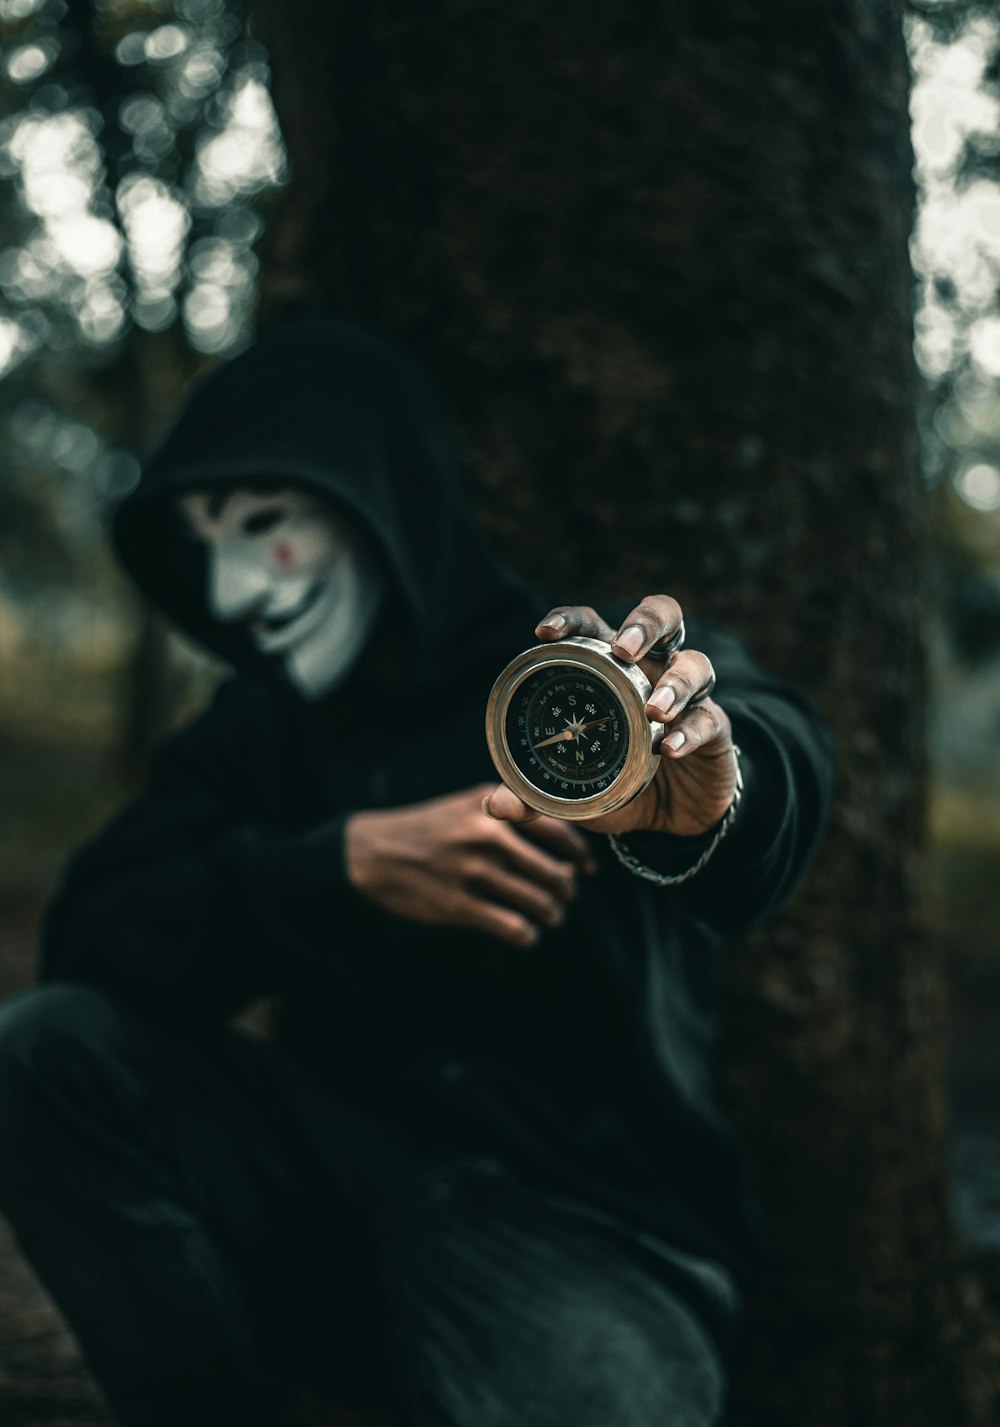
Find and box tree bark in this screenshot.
[253,2,1000,1420]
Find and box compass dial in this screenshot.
[486,636,663,820]
[504,666,630,802]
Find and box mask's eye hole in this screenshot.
[242,508,284,536]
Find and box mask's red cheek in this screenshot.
[273,542,293,569]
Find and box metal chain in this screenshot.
[607,744,744,886]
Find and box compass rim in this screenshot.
[485,637,662,821]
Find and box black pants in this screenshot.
[0,984,734,1427]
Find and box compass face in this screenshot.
[503,663,630,802]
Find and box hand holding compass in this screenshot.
[485,594,736,838]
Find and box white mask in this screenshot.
[178,486,383,699]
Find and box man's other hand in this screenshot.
[345,786,597,948]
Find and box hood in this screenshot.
[113,315,538,690]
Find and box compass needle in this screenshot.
[531,717,609,750]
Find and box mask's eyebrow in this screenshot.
[212,484,285,518]
[178,484,286,535]
[175,491,227,545]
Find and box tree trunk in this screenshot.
[253,2,1000,1420]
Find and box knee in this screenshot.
[0,982,122,1110]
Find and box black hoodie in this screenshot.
[42,316,835,1288]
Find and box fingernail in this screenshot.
[614,626,644,657]
[540,614,567,632]
[666,730,686,750]
[647,686,676,719]
[546,904,565,927]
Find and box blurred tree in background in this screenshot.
[1,2,1000,1425]
[0,2,995,825]
[248,3,1000,1423]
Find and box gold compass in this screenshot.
[485,635,670,821]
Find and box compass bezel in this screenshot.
[485,636,664,820]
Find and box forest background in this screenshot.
[1,1,1000,1424]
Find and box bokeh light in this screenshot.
[955,461,1000,512]
[0,0,47,18]
[117,172,189,328]
[5,40,58,85]
[190,73,285,209]
[970,318,1000,379]
[0,314,28,375]
[0,0,286,365]
[909,15,1000,383]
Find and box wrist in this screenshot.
[343,809,378,894]
[608,745,744,886]
[646,744,739,837]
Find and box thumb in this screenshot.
[483,784,542,824]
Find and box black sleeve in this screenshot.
[41,679,365,1025]
[612,618,836,937]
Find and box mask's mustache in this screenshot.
[250,579,324,633]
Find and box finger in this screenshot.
[519,816,599,875]
[660,699,729,757]
[453,891,541,949]
[535,605,617,644]
[483,792,590,894]
[610,594,683,662]
[484,783,541,823]
[494,827,581,902]
[471,865,568,929]
[645,650,716,723]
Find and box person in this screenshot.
[0,316,835,1427]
